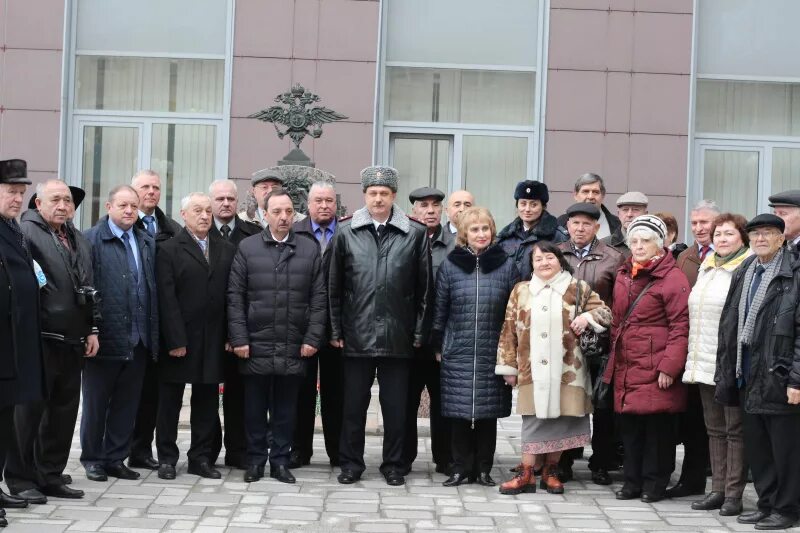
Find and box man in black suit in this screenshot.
[208,179,260,468]
[129,170,182,471]
[290,181,343,468]
[155,193,235,480]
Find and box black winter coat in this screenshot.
[84,217,159,361]
[432,244,519,421]
[715,249,800,415]
[228,229,327,376]
[157,229,235,384]
[0,219,44,406]
[20,209,95,343]
[135,206,182,243]
[329,206,431,359]
[497,212,568,280]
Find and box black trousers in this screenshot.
[339,357,409,475]
[587,363,619,471]
[675,383,710,487]
[292,346,344,464]
[80,345,147,467]
[402,353,451,470]
[5,340,82,491]
[0,405,13,482]
[243,374,300,468]
[449,418,497,476]
[156,382,221,466]
[743,410,800,518]
[222,354,247,465]
[619,412,676,495]
[130,354,159,461]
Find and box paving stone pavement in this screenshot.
[3,388,799,533]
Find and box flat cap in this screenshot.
[361,166,398,192]
[0,159,31,185]
[745,213,785,233]
[513,180,549,204]
[28,185,86,210]
[409,186,445,204]
[768,189,800,208]
[628,214,667,241]
[251,168,284,186]
[565,202,601,220]
[617,191,649,207]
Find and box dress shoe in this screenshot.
[288,451,310,470]
[0,489,28,508]
[499,465,536,495]
[755,513,797,530]
[270,465,296,484]
[591,468,612,486]
[475,473,495,487]
[691,491,724,510]
[540,464,564,494]
[128,456,159,470]
[106,463,141,480]
[12,488,47,505]
[188,462,221,479]
[41,484,84,499]
[665,482,705,499]
[85,464,108,482]
[384,470,405,486]
[442,472,471,487]
[737,510,770,524]
[158,464,176,480]
[641,492,665,503]
[0,514,6,528]
[616,486,642,500]
[337,470,360,484]
[556,464,573,483]
[719,497,743,516]
[61,474,72,485]
[243,465,264,483]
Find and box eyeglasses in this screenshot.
[747,230,781,239]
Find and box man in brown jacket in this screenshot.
[558,203,625,486]
[669,199,720,499]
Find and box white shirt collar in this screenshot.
[268,228,289,243]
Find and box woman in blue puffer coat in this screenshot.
[431,206,520,488]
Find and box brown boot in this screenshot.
[540,463,564,494]
[499,465,537,495]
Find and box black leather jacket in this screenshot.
[329,206,431,358]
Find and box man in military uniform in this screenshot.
[402,186,454,476]
[0,159,45,523]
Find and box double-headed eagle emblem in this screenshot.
[248,84,348,149]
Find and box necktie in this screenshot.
[198,239,209,262]
[221,224,231,240]
[121,232,139,283]
[745,265,765,319]
[142,215,156,236]
[376,224,385,238]
[318,225,329,252]
[699,245,710,261]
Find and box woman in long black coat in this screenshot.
[431,207,520,488]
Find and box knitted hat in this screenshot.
[627,214,667,241]
[361,166,398,192]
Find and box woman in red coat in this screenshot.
[603,215,690,503]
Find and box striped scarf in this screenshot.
[736,252,782,377]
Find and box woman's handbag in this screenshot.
[574,281,608,360]
[590,279,656,410]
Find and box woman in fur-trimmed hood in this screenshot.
[496,241,611,495]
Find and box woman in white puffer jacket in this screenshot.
[684,213,752,517]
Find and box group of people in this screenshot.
[1,157,800,531]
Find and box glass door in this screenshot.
[389,133,453,214]
[697,144,764,220]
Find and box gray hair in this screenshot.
[181,192,210,210]
[308,181,336,196]
[691,199,720,214]
[131,169,160,185]
[574,173,606,194]
[208,179,238,195]
[626,226,664,250]
[35,179,69,197]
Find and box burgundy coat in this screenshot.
[602,251,690,415]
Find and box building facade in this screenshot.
[0,0,797,233]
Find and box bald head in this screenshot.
[446,190,475,226]
[36,179,73,229]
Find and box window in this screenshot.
[377,0,545,227]
[65,0,233,228]
[691,1,800,219]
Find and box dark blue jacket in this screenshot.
[432,244,519,422]
[84,216,159,362]
[497,211,567,280]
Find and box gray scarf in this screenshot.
[736,252,782,377]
